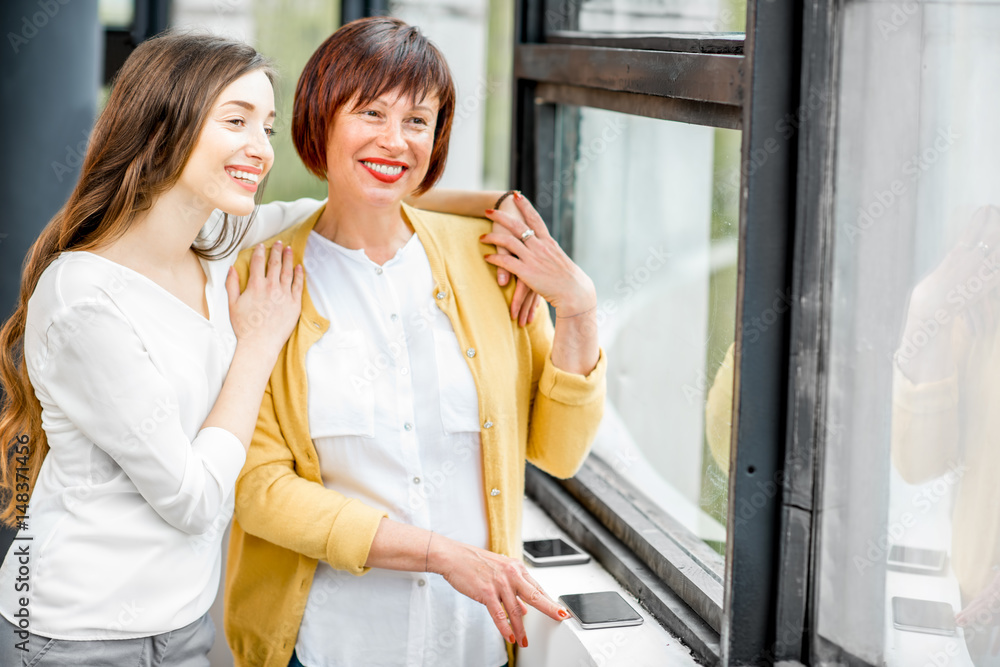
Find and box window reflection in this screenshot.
[556,106,740,559]
[819,3,1000,665]
[544,0,746,33]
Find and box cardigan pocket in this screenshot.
[306,329,376,438]
[432,329,481,434]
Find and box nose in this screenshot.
[245,124,274,166]
[375,119,407,155]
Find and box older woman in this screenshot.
[223,17,606,667]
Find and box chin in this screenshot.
[220,197,257,217]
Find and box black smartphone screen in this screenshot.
[560,591,643,626]
[524,539,583,559]
[891,597,956,634]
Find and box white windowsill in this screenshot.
[519,498,701,667]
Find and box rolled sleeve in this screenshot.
[538,348,607,405]
[325,500,389,575]
[892,362,959,414]
[192,426,247,503]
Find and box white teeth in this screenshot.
[362,161,404,176]
[226,169,259,184]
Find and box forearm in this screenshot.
[365,517,434,571]
[201,342,278,449]
[407,188,504,218]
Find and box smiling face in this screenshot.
[177,69,276,217]
[324,90,439,209]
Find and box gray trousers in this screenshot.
[0,612,214,667]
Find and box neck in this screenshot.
[314,188,413,265]
[101,185,216,269]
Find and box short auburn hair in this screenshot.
[292,17,456,196]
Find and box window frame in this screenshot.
[512,1,808,664]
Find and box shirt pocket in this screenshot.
[307,330,375,438]
[432,329,481,434]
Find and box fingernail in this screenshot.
[521,638,528,648]
[275,240,282,246]
[479,234,486,241]
[508,634,516,644]
[558,609,569,619]
[514,191,523,200]
[485,208,496,214]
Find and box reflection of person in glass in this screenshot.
[892,205,1000,663]
[223,18,607,667]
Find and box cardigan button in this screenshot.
[483,421,493,429]
[436,291,446,300]
[490,488,500,497]
[466,348,476,358]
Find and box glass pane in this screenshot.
[817,3,1000,665]
[544,0,746,33]
[554,105,740,563]
[99,0,133,28]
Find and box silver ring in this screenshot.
[520,228,536,242]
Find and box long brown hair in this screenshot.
[0,31,274,526]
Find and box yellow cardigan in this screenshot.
[223,203,607,667]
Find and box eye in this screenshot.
[360,109,380,118]
[410,117,429,126]
[264,127,276,137]
[227,118,246,128]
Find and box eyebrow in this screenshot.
[221,100,276,119]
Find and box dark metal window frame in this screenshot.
[513,1,808,664]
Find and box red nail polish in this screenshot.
[514,191,524,200]
[479,234,486,240]
[521,638,528,648]
[509,634,516,644]
[485,208,496,214]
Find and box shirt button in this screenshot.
[413,477,421,484]
[401,367,409,375]
[483,421,493,429]
[375,267,383,275]
[418,579,427,587]
[436,291,446,300]
[390,313,398,322]
[404,422,413,431]
[490,488,500,497]
[466,348,476,358]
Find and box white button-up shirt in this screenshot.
[294,230,507,667]
[0,199,322,639]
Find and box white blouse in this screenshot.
[0,198,323,639]
[294,230,507,667]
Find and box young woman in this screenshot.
[223,18,606,667]
[0,30,529,666]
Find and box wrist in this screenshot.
[234,338,280,367]
[555,283,597,318]
[425,532,452,575]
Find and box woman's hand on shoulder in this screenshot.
[483,193,597,319]
[490,195,543,327]
[225,241,304,357]
[427,534,569,649]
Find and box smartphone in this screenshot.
[886,545,948,576]
[523,539,591,567]
[891,597,956,636]
[559,591,644,629]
